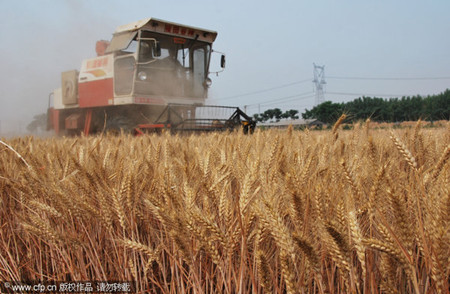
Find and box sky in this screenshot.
[0,0,449,134]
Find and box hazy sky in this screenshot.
[1,0,449,134]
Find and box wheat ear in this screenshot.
[390,131,418,171]
[332,114,347,140]
[430,144,450,181]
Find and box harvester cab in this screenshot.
[47,18,255,135]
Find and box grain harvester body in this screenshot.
[48,18,255,135]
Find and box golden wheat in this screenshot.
[0,123,448,293]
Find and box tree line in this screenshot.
[252,108,299,123]
[302,89,450,124]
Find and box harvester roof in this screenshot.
[106,17,217,53]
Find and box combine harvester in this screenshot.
[47,18,255,135]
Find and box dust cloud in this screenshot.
[0,1,118,137]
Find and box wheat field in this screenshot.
[0,120,449,293]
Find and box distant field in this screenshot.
[0,121,448,293]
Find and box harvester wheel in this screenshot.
[105,116,134,135]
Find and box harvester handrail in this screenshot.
[134,103,256,134]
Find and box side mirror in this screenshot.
[154,41,161,57]
[220,55,226,68]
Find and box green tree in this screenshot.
[268,108,283,122]
[252,113,263,122]
[302,89,449,123]
[302,101,343,124]
[282,109,299,120]
[27,113,47,133]
[255,108,298,122]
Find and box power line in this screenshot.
[214,78,312,101]
[213,75,449,102]
[327,76,450,81]
[327,91,413,97]
[244,91,314,107]
[260,94,315,107]
[212,73,449,108]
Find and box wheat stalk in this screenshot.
[0,139,31,168]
